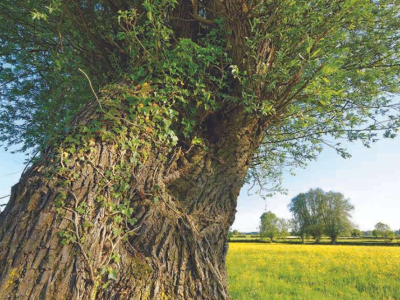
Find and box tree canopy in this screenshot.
[351,228,362,237]
[1,1,400,298]
[320,191,354,243]
[289,188,354,244]
[260,211,289,241]
[374,222,392,237]
[1,0,400,193]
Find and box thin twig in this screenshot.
[78,68,103,111]
[21,150,39,176]
[100,224,142,267]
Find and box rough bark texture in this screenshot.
[0,1,273,299]
[0,100,264,299]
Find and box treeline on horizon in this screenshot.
[230,188,400,244]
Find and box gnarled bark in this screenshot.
[0,0,273,298]
[0,101,264,299]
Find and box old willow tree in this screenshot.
[0,0,399,299]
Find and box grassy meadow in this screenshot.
[228,236,400,246]
[227,243,400,300]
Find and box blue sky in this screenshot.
[0,149,27,207]
[1,136,400,231]
[234,136,400,232]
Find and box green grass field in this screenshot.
[228,236,400,246]
[227,243,400,300]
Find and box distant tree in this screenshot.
[374,222,391,237]
[291,219,308,244]
[387,231,396,242]
[289,188,354,244]
[372,230,379,238]
[351,229,362,238]
[232,230,240,236]
[289,195,309,244]
[277,219,291,239]
[320,191,354,244]
[288,189,325,244]
[260,212,289,242]
[308,224,325,244]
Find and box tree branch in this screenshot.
[190,0,215,26]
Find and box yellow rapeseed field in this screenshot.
[227,243,400,300]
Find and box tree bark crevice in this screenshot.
[0,69,265,300]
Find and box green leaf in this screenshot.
[108,269,118,280]
[112,227,122,237]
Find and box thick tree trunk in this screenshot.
[0,100,263,299]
